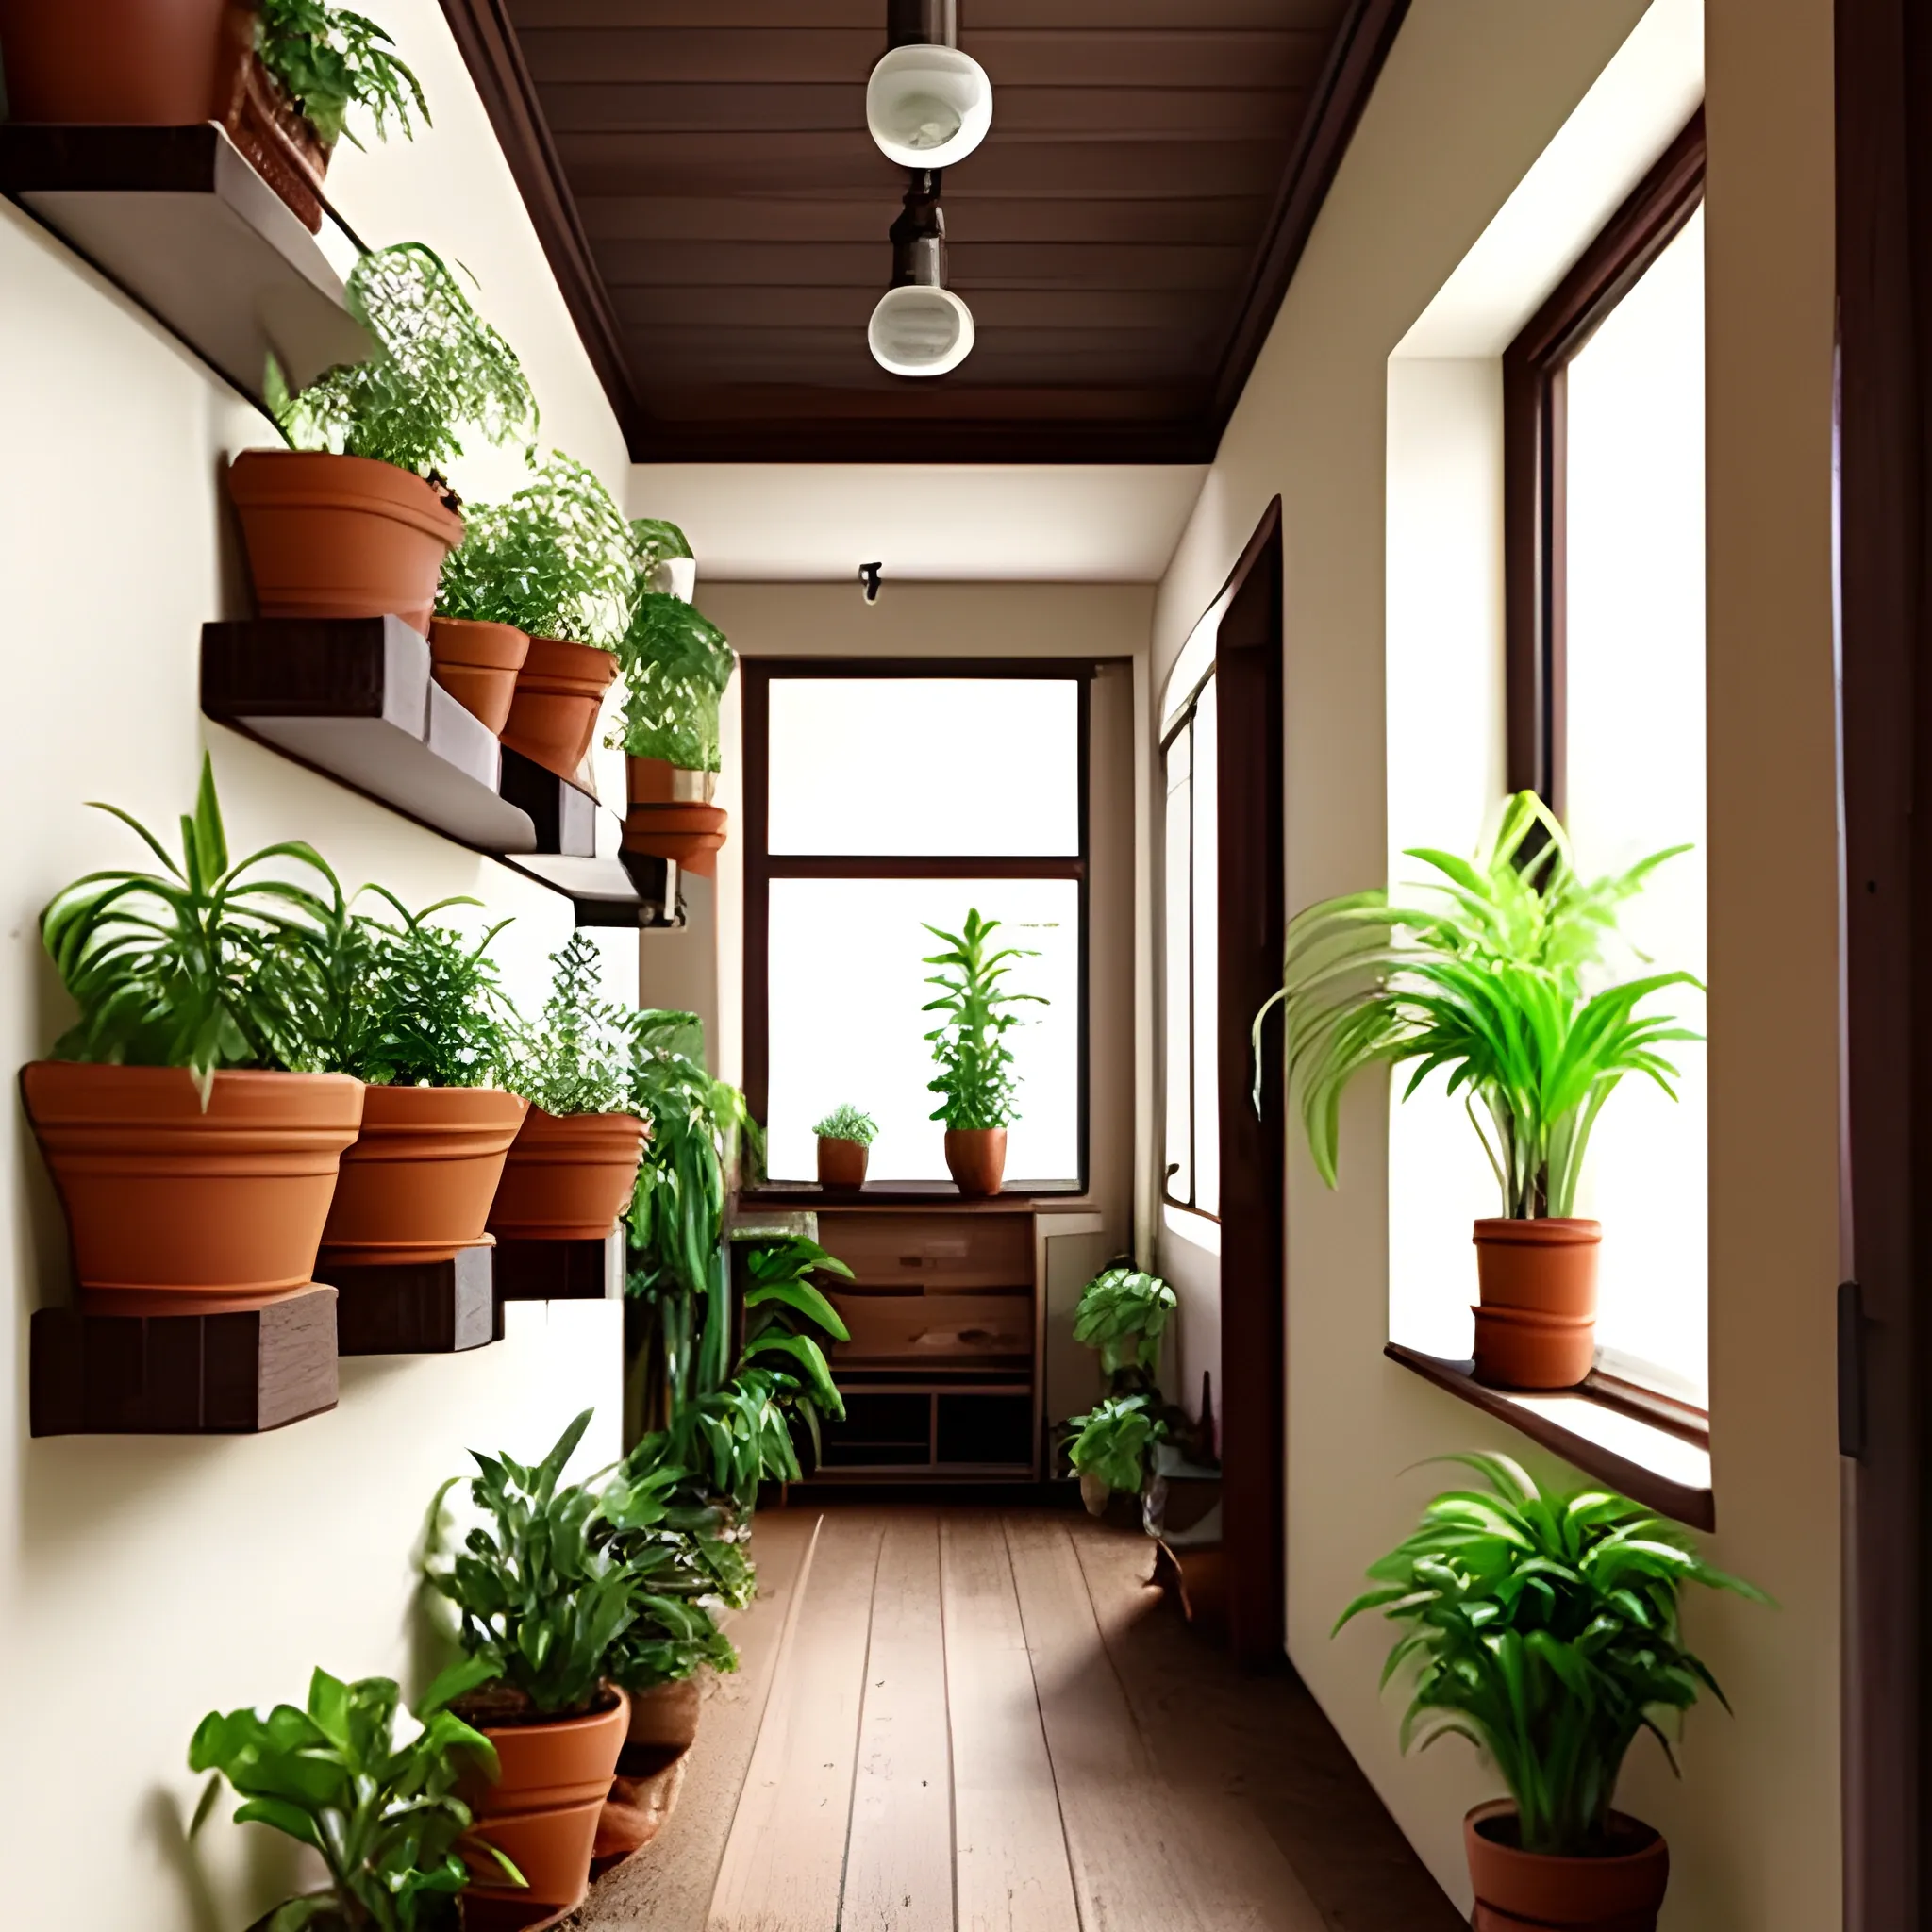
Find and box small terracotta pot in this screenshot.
[502,635,619,781]
[227,450,463,637]
[21,1065,363,1312]
[817,1136,869,1189]
[488,1108,649,1241]
[622,802,728,878]
[1464,1801,1669,1930]
[626,755,719,806]
[320,1086,528,1265]
[1472,1217,1602,1390]
[429,618,529,736]
[595,1757,687,1862]
[945,1127,1007,1197]
[625,1676,702,1757]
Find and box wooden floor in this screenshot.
[568,1506,1460,1932]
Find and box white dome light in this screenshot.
[868,285,975,377]
[865,43,992,171]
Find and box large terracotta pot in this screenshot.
[621,802,728,878]
[21,1064,363,1312]
[227,451,463,637]
[1472,1218,1602,1391]
[429,618,528,736]
[944,1127,1007,1198]
[502,636,618,781]
[320,1086,527,1264]
[594,1757,687,1862]
[1464,1801,1669,1931]
[626,755,718,806]
[625,1676,702,1757]
[817,1136,868,1189]
[488,1108,649,1241]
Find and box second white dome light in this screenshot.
[865,43,992,171]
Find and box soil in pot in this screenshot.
[1464,1801,1669,1931]
[21,1064,363,1311]
[228,451,463,637]
[626,755,718,806]
[429,618,528,736]
[817,1136,868,1189]
[488,1108,649,1241]
[501,637,618,782]
[1472,1218,1602,1391]
[944,1127,1007,1197]
[594,1757,687,1863]
[320,1086,527,1265]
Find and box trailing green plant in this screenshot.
[812,1104,878,1146]
[437,450,635,647]
[1260,791,1699,1218]
[630,1371,798,1518]
[615,589,735,773]
[257,0,429,148]
[187,1663,514,1931]
[923,908,1047,1131]
[629,518,694,575]
[599,1445,757,1611]
[40,754,346,1096]
[270,243,535,481]
[1335,1452,1767,1857]
[1065,1391,1166,1496]
[506,931,634,1116]
[1073,1265,1177,1381]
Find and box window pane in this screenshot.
[1191,678,1220,1216]
[1563,206,1707,1403]
[766,877,1080,1183]
[1162,725,1192,1203]
[768,678,1080,856]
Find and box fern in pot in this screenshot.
[1262,791,1697,1389]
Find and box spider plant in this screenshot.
[257,0,430,149]
[1073,1265,1177,1382]
[1258,791,1699,1217]
[1335,1453,1767,1857]
[923,908,1047,1131]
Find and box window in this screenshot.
[1160,670,1219,1222]
[744,662,1090,1189]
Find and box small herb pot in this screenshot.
[429,618,528,735]
[817,1136,869,1189]
[944,1126,1007,1197]
[1464,1801,1668,1930]
[622,801,729,878]
[502,636,619,782]
[1471,1217,1601,1391]
[488,1108,650,1241]
[626,754,718,806]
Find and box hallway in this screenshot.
[573,1507,1457,1932]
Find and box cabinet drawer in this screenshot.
[831,1290,1033,1365]
[817,1210,1032,1291]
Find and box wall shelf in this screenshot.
[493,1232,625,1338]
[328,1247,496,1357]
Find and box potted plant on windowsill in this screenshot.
[229,243,536,638]
[25,755,364,1311]
[812,1103,877,1188]
[1337,1453,1766,1931]
[1263,791,1698,1391]
[923,908,1046,1197]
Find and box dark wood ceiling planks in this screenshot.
[440,0,1407,461]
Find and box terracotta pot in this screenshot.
[1472,1217,1602,1391]
[228,451,462,637]
[488,1108,649,1241]
[621,802,728,878]
[944,1127,1008,1197]
[626,755,719,806]
[320,1086,528,1265]
[21,1064,363,1312]
[461,1692,628,1907]
[429,618,528,736]
[816,1136,869,1189]
[501,636,618,781]
[595,1757,687,1862]
[625,1676,702,1757]
[1465,1801,1669,1931]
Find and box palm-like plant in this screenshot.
[923,908,1047,1131]
[1260,791,1698,1217]
[1335,1453,1766,1856]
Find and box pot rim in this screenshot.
[1465,1799,1665,1869]
[1472,1216,1602,1246]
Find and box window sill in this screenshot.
[1384,1343,1714,1530]
[739,1182,1085,1210]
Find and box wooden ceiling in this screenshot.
[441,0,1407,462]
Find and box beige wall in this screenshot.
[1150,1,1841,1924]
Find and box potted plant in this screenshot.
[812,1103,877,1188]
[1064,1391,1166,1519]
[1265,792,1697,1390]
[1336,1453,1766,1931]
[187,1663,513,1930]
[0,0,427,231]
[1073,1264,1177,1387]
[425,1408,634,1911]
[311,890,527,1263]
[923,908,1046,1196]
[439,451,636,781]
[631,515,697,602]
[492,933,649,1241]
[25,756,364,1309]
[230,243,536,637]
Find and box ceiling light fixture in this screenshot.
[868,172,975,378]
[866,0,991,172]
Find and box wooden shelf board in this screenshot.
[743,1187,1077,1209]
[493,1233,625,1333]
[327,1246,495,1356]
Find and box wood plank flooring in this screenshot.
[571,1505,1460,1932]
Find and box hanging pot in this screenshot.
[487,1108,649,1241]
[944,1126,1007,1198]
[429,618,529,736]
[502,636,619,782]
[1471,1218,1601,1391]
[622,802,728,878]
[626,755,718,806]
[816,1136,868,1189]
[1464,1801,1669,1931]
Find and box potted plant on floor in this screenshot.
[438,451,636,781]
[492,932,650,1241]
[1336,1453,1766,1931]
[1263,792,1698,1390]
[230,242,536,637]
[25,755,364,1310]
[1064,1391,1166,1520]
[1073,1264,1177,1388]
[923,908,1047,1196]
[188,1663,513,1929]
[812,1103,877,1188]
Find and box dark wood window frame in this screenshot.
[1158,671,1219,1223]
[741,658,1095,1198]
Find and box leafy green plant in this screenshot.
[506,932,634,1116]
[1073,1266,1177,1380]
[923,908,1047,1131]
[437,450,635,648]
[1335,1453,1767,1857]
[615,590,735,773]
[258,0,429,148]
[188,1664,514,1930]
[812,1104,877,1146]
[40,754,345,1096]
[629,518,694,575]
[1261,791,1698,1218]
[739,1234,851,1455]
[271,244,535,481]
[1065,1391,1165,1495]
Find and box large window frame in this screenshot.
[741,658,1094,1196]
